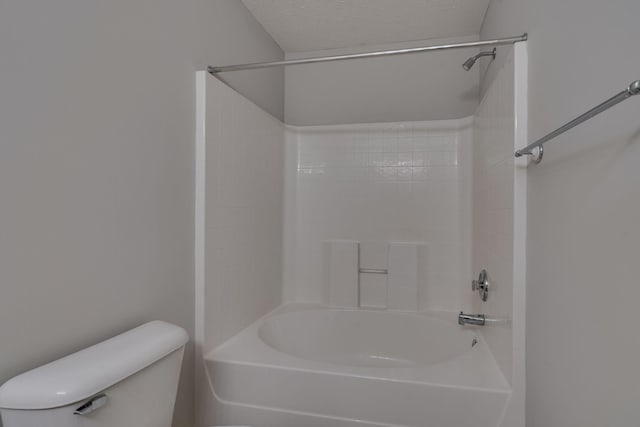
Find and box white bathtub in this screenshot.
[206,304,510,427]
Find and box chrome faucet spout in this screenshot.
[458,312,486,326]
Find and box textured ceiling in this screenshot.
[241,0,491,52]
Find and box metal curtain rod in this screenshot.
[208,34,527,74]
[516,80,640,164]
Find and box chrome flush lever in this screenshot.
[472,269,490,301]
[74,393,108,415]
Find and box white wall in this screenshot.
[284,120,472,312]
[481,1,640,426]
[0,2,282,427]
[284,36,481,126]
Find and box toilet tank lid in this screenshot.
[0,321,188,410]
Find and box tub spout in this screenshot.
[458,312,486,326]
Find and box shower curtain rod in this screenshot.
[208,34,527,74]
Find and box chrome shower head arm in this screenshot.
[473,48,497,61]
[462,48,497,70]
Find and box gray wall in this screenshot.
[284,36,480,125]
[0,1,282,426]
[204,1,285,119]
[481,1,640,426]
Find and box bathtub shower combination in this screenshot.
[208,305,509,427]
[196,39,528,427]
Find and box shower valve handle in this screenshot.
[472,270,490,302]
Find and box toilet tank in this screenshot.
[0,321,188,427]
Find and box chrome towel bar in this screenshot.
[515,80,640,164]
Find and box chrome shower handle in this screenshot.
[472,270,490,302]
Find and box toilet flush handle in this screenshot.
[73,393,109,415]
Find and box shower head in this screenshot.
[462,48,496,71]
[462,57,477,71]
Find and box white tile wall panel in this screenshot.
[324,240,359,307]
[201,75,284,353]
[471,48,520,385]
[387,242,423,311]
[284,119,473,312]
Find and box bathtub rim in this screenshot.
[205,302,510,392]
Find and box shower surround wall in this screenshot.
[197,73,284,354]
[195,72,284,427]
[471,45,527,426]
[473,51,516,380]
[284,120,473,311]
